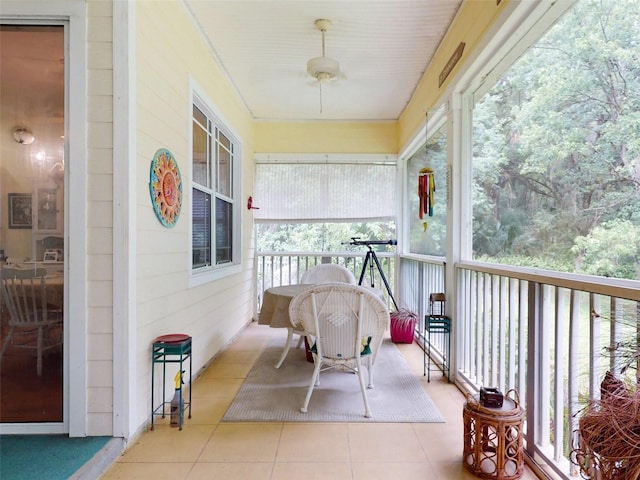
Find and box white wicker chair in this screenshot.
[274,264,357,369]
[300,263,357,285]
[288,283,390,418]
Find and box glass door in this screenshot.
[0,24,65,423]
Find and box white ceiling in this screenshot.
[183,1,462,121]
[0,1,462,144]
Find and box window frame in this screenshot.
[189,87,242,286]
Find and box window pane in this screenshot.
[215,197,232,264]
[192,120,208,186]
[193,105,206,126]
[407,126,447,256]
[217,142,232,197]
[218,130,231,150]
[192,188,211,268]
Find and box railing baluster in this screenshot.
[568,289,580,477]
[477,272,484,385]
[554,287,566,461]
[526,281,539,456]
[459,269,469,377]
[636,301,640,385]
[518,280,527,398]
[484,273,491,385]
[610,297,622,374]
[540,284,551,449]
[498,276,508,392]
[508,278,517,390]
[589,294,601,401]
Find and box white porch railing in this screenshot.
[397,255,448,369]
[255,251,396,311]
[453,261,640,479]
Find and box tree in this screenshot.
[473,0,640,277]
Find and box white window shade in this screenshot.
[254,154,397,223]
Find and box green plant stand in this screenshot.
[423,293,451,382]
[150,334,192,430]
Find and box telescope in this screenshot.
[345,237,397,246]
[344,237,398,309]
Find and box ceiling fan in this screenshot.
[306,19,340,113]
[307,19,340,82]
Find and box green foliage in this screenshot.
[475,253,574,272]
[572,220,640,278]
[472,0,640,278]
[257,222,396,252]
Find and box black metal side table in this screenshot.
[151,334,192,430]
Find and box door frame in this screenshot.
[0,0,88,436]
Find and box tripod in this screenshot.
[357,245,398,310]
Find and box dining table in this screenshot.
[259,284,385,326]
[258,284,313,329]
[259,284,314,367]
[43,274,64,310]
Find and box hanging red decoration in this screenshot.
[418,167,435,219]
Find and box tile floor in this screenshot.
[99,322,540,480]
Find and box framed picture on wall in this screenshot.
[8,193,32,229]
[43,250,59,262]
[37,188,58,231]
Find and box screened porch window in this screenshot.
[471,0,640,279]
[254,155,397,252]
[406,123,447,256]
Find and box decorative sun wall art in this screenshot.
[149,148,182,227]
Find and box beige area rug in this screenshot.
[222,337,445,423]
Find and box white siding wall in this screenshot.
[86,0,115,435]
[134,2,255,430]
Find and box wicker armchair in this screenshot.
[300,263,357,285]
[274,264,357,369]
[289,283,389,418]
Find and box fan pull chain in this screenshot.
[319,82,324,114]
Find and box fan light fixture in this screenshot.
[307,19,339,82]
[307,19,340,113]
[12,127,35,145]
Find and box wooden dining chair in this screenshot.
[0,267,63,376]
[289,283,390,418]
